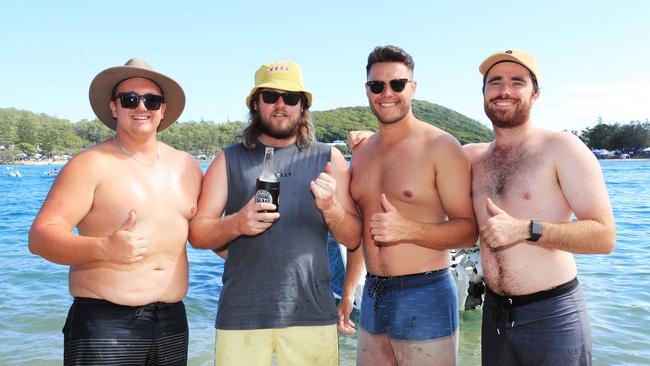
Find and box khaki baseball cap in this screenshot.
[479,48,541,86]
[246,61,312,108]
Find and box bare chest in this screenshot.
[85,166,196,229]
[351,149,436,209]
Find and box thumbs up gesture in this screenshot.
[480,198,528,248]
[101,210,148,264]
[311,162,338,212]
[369,193,412,244]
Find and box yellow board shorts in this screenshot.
[215,324,338,366]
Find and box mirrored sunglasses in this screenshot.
[260,90,302,106]
[366,78,411,94]
[114,92,164,110]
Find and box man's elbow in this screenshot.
[27,226,44,256]
[458,218,479,248]
[597,224,616,254]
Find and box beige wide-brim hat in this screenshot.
[246,61,312,109]
[89,58,185,131]
[479,48,542,86]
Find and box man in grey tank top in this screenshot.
[189,61,362,366]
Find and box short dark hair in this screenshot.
[366,45,414,76]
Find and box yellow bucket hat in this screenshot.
[479,48,541,86]
[246,61,312,108]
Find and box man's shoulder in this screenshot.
[462,142,491,163]
[67,140,113,165]
[539,129,588,154]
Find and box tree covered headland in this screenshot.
[2,102,647,161]
[0,100,492,160]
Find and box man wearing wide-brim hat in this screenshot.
[189,61,362,366]
[29,58,203,365]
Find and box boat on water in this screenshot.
[329,241,485,311]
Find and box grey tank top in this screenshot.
[216,141,338,330]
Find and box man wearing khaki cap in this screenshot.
[189,61,361,365]
[29,58,202,365]
[464,48,616,365]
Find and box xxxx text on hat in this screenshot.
[246,61,312,108]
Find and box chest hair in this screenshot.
[475,144,542,199]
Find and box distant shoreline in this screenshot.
[3,160,67,166]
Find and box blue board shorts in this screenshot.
[359,268,459,341]
[63,297,188,366]
[482,278,592,366]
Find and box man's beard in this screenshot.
[484,96,532,129]
[258,112,300,139]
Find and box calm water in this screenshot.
[0,160,648,365]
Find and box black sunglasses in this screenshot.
[366,78,411,94]
[114,92,164,110]
[260,90,302,106]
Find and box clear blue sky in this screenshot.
[2,0,649,132]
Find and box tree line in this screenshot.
[6,103,646,161]
[575,117,650,151]
[0,100,494,161]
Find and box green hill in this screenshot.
[313,99,493,145]
[1,100,492,159]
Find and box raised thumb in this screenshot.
[119,210,137,232]
[325,161,332,175]
[380,193,397,212]
[486,197,503,217]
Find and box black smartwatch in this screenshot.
[528,220,543,242]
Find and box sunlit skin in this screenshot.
[365,62,415,125]
[28,77,203,306]
[483,63,536,129]
[254,88,302,140]
[340,61,477,365]
[463,61,615,295]
[189,85,361,256]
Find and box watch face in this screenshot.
[529,220,543,242]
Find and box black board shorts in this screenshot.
[481,278,591,366]
[63,297,188,366]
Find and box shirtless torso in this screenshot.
[350,119,476,276]
[465,128,615,295]
[30,139,202,306]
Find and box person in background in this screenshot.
[464,48,615,366]
[189,61,361,366]
[341,45,477,366]
[29,58,202,365]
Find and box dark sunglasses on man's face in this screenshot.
[260,90,302,106]
[114,92,164,110]
[366,78,411,94]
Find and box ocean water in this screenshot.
[0,160,648,366]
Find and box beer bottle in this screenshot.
[255,147,280,213]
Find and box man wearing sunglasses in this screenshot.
[29,58,202,365]
[464,49,615,366]
[340,45,478,366]
[189,61,361,366]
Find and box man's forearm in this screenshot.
[535,219,615,254]
[189,214,241,250]
[410,217,478,249]
[342,246,365,299]
[322,203,362,250]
